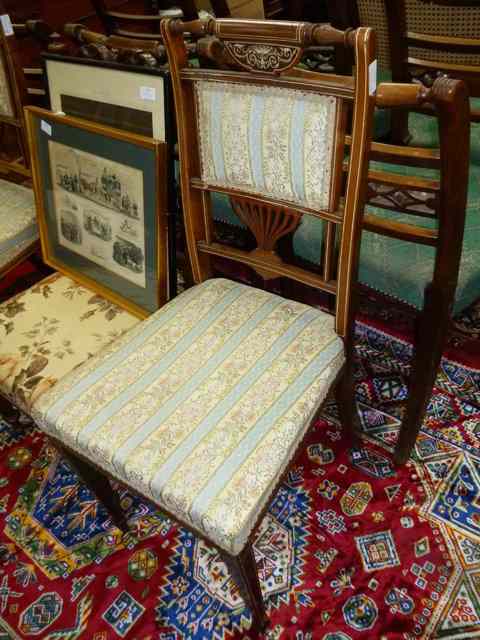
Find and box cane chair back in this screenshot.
[162,18,376,339]
[356,0,480,90]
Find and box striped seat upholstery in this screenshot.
[0,180,38,273]
[33,278,344,553]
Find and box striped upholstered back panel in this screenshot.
[194,80,339,212]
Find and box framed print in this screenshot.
[44,55,168,141]
[25,106,169,318]
[44,54,177,295]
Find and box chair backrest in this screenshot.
[362,78,470,312]
[0,20,56,177]
[162,17,376,339]
[355,0,480,91]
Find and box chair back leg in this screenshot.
[58,444,129,533]
[394,282,450,463]
[223,544,268,633]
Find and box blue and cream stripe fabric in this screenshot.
[195,80,339,212]
[33,279,344,554]
[0,180,38,270]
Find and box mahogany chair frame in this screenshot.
[326,1,474,463]
[158,17,376,630]
[359,80,470,462]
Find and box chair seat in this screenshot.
[0,273,139,411]
[0,180,39,272]
[33,278,345,554]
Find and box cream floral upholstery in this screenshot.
[195,81,339,211]
[0,180,39,273]
[0,273,138,411]
[33,278,345,554]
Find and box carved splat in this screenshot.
[367,182,438,218]
[224,42,302,73]
[230,196,302,278]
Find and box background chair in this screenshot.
[358,83,470,462]
[328,0,480,142]
[0,20,59,280]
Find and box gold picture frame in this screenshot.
[25,106,170,318]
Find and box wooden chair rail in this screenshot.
[345,135,441,167]
[180,66,356,96]
[197,241,339,292]
[363,213,438,245]
[190,180,346,225]
[170,17,357,49]
[407,30,480,51]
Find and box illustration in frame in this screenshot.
[25,106,169,317]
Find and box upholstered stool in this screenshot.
[0,272,139,412]
[0,180,39,274]
[33,278,344,554]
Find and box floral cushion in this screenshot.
[0,273,139,411]
[0,180,39,273]
[33,278,345,554]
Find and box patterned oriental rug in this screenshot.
[0,264,479,639]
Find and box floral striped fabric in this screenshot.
[0,180,38,271]
[33,278,344,554]
[195,81,339,212]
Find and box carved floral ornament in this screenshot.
[224,42,301,73]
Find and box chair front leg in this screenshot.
[57,443,129,533]
[223,544,268,634]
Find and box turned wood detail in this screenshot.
[367,182,438,217]
[230,196,302,275]
[173,19,357,75]
[63,24,167,66]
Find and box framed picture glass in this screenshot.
[44,54,177,295]
[25,106,170,317]
[44,55,169,141]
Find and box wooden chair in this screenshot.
[0,16,468,634]
[358,81,470,462]
[328,0,480,143]
[25,17,376,633]
[0,20,59,279]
